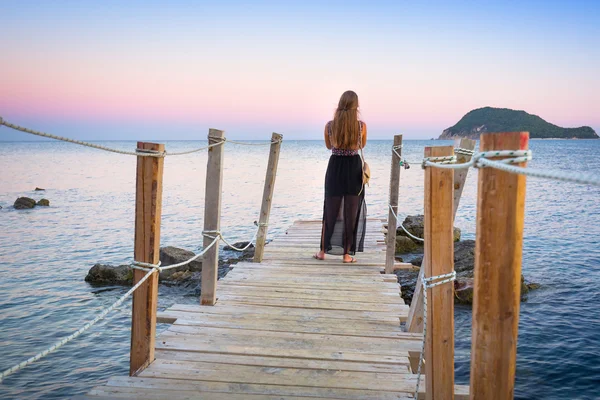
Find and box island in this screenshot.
[439,107,598,139]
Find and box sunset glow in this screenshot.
[1,0,598,140]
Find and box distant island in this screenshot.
[439,107,599,139]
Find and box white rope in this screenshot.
[0,118,166,157]
[227,139,282,146]
[132,236,220,272]
[477,158,600,187]
[388,205,425,242]
[414,270,456,399]
[422,150,532,170]
[166,140,226,156]
[423,149,600,187]
[392,144,411,169]
[204,225,261,252]
[0,267,157,383]
[455,147,475,156]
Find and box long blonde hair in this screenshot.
[331,90,361,149]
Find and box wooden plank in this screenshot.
[104,376,414,400]
[155,349,411,373]
[217,296,407,313]
[214,286,401,303]
[470,132,529,400]
[386,134,403,273]
[157,312,416,339]
[231,263,386,274]
[201,129,225,306]
[162,324,420,353]
[218,280,400,293]
[407,138,476,334]
[130,141,164,376]
[87,387,334,400]
[221,274,397,284]
[224,271,397,283]
[423,145,454,399]
[254,132,283,262]
[140,359,420,392]
[165,303,401,323]
[158,308,405,329]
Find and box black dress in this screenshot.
[320,122,367,255]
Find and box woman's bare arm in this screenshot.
[324,122,332,149]
[361,122,368,148]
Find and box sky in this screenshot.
[0,0,598,140]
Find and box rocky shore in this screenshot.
[390,215,539,305]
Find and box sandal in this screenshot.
[313,253,325,260]
[343,256,357,264]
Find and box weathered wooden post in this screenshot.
[385,135,403,274]
[130,142,164,376]
[407,138,476,333]
[254,132,283,262]
[201,129,225,306]
[423,145,455,399]
[470,132,529,399]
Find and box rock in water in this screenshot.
[223,241,254,251]
[395,236,419,254]
[454,278,474,304]
[454,240,476,275]
[37,199,50,206]
[400,215,424,239]
[453,227,461,242]
[85,264,132,285]
[14,197,36,209]
[159,246,202,281]
[395,239,538,305]
[396,214,461,243]
[34,187,45,191]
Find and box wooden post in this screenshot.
[201,129,225,306]
[424,145,454,399]
[470,132,529,399]
[407,138,476,333]
[385,135,403,274]
[254,132,283,262]
[130,142,164,376]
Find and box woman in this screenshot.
[314,90,367,263]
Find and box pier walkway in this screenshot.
[77,219,467,399]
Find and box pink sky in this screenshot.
[1,2,598,139]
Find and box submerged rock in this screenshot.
[14,197,36,209]
[223,241,254,252]
[454,278,474,304]
[395,214,461,246]
[395,239,539,305]
[159,246,203,281]
[395,236,419,254]
[85,264,132,285]
[37,199,50,206]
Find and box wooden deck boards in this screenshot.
[80,219,468,399]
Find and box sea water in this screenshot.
[0,139,599,399]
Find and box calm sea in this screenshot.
[0,139,599,399]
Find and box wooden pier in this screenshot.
[77,219,468,400]
[69,130,529,399]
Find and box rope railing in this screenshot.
[0,118,167,157]
[422,148,600,187]
[0,118,281,156]
[0,266,156,383]
[0,218,266,383]
[388,205,425,242]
